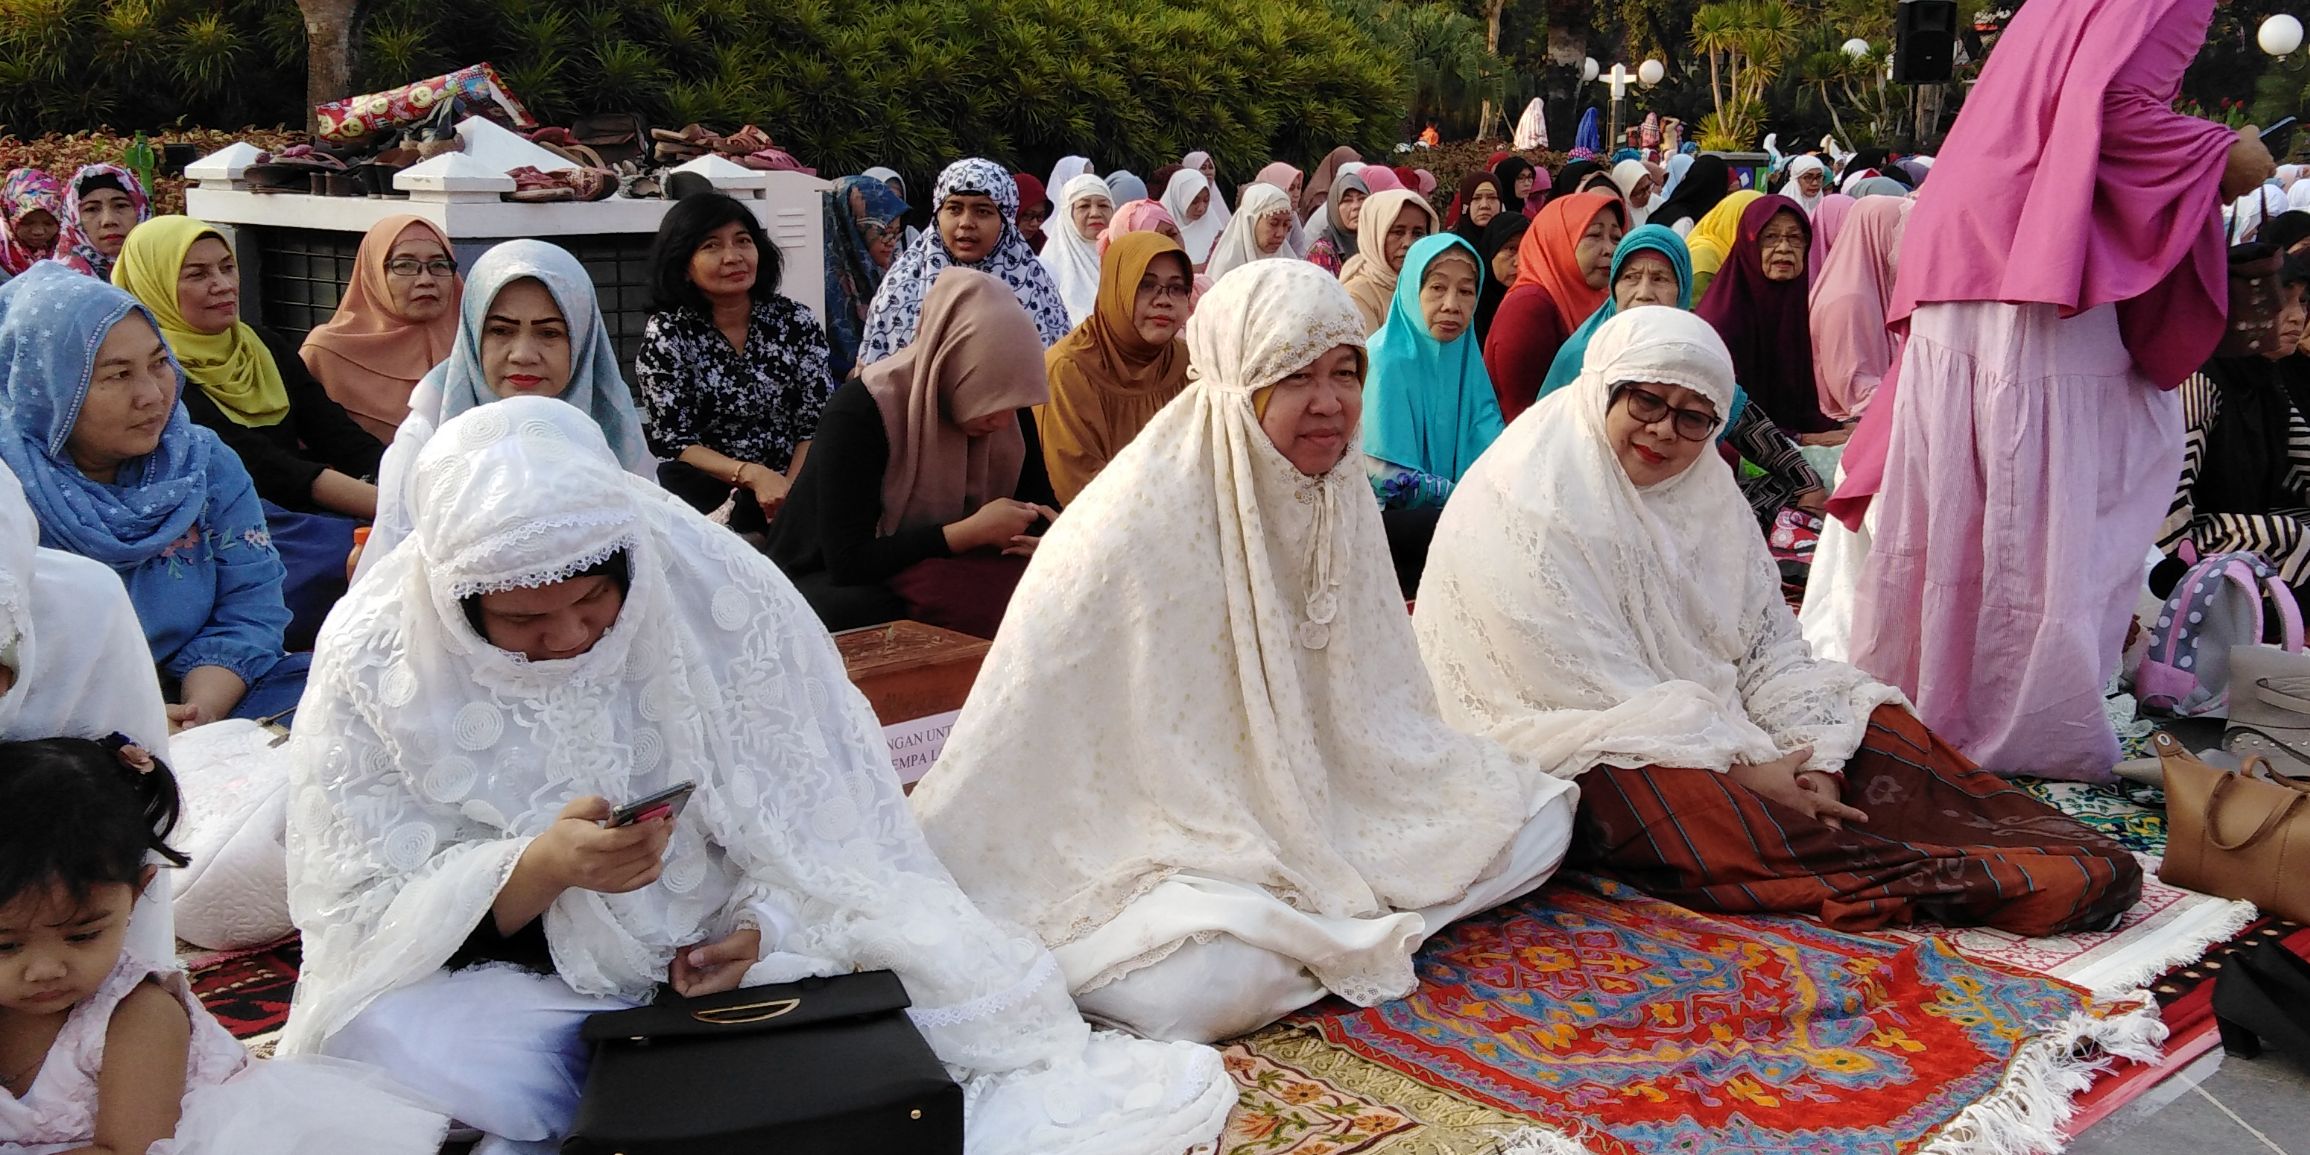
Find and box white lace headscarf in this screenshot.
[1180,149,1232,238]
[1203,183,1301,279]
[1038,173,1113,326]
[1158,168,1225,267]
[282,397,1231,1154]
[1412,308,1903,780]
[1783,154,1829,217]
[912,261,1546,1003]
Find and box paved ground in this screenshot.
[2069,1046,2310,1154]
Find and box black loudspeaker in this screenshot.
[1892,0,1959,84]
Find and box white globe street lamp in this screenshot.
[1582,56,1600,83]
[1842,37,1871,58]
[2260,14,2303,57]
[1638,59,1665,86]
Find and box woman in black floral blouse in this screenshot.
[637,193,836,535]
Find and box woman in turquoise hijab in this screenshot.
[1361,233,1506,510]
[1537,225,1824,523]
[1540,225,1692,398]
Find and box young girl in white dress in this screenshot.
[0,735,446,1154]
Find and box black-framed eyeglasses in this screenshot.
[384,258,458,278]
[1613,383,1721,441]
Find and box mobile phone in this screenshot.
[606,781,696,827]
[2262,116,2298,141]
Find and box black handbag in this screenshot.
[562,970,963,1154]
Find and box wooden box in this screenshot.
[835,621,990,727]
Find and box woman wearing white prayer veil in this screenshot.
[912,261,1578,1045]
[283,396,1233,1154]
[0,458,176,961]
[1181,149,1233,237]
[1512,98,1548,151]
[1039,173,1113,325]
[1410,308,2140,938]
[1158,167,1226,268]
[1203,182,1301,279]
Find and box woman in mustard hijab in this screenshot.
[1036,232,1193,505]
[114,218,383,647]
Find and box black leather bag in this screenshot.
[562,970,962,1154]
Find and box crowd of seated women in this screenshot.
[0,144,2156,1153]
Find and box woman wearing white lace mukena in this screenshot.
[277,396,1232,1155]
[911,261,1579,1044]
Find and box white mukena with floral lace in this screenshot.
[278,395,1233,1155]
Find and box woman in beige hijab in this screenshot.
[765,267,1057,637]
[912,260,1576,1044]
[1338,189,1441,333]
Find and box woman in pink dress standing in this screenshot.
[1842,0,2274,780]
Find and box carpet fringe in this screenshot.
[2082,889,2259,997]
[1917,994,2167,1155]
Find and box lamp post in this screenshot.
[1600,60,1665,152]
[2261,14,2303,57]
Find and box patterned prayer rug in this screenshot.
[185,936,300,1051]
[1271,875,2161,1155]
[2018,778,2167,857]
[1880,857,2255,997]
[1218,1044,1423,1155]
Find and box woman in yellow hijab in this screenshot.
[113,217,383,521]
[1684,189,1762,300]
[114,217,386,648]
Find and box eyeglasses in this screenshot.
[1137,280,1190,301]
[1614,384,1721,441]
[385,258,458,278]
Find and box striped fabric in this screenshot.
[1569,705,2143,938]
[2157,370,2310,584]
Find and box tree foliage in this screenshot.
[0,0,1497,183]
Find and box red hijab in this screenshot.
[1695,195,1834,434]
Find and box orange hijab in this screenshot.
[1511,192,1624,326]
[862,267,1052,536]
[299,216,462,440]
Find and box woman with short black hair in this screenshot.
[636,192,834,536]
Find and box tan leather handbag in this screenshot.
[2153,732,2310,923]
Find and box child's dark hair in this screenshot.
[0,735,187,909]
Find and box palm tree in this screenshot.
[1691,2,1739,121]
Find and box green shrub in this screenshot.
[0,0,1464,185]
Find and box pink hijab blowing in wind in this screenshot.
[1809,196,1912,421]
[1833,0,2234,528]
[1884,0,2231,388]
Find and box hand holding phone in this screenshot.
[606,781,696,828]
[530,795,676,898]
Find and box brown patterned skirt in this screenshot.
[1569,704,2142,937]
